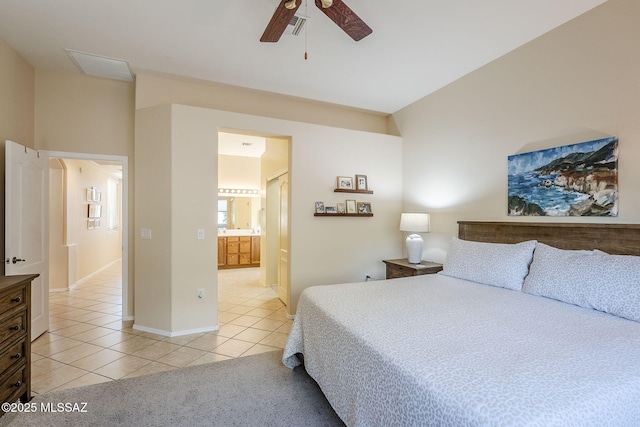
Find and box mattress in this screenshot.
[282,274,640,426]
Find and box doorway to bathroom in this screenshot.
[216,130,291,356]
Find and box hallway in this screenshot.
[30,263,292,394]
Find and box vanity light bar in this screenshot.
[218,188,259,195]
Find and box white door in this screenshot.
[265,178,279,288]
[5,140,49,340]
[277,172,289,306]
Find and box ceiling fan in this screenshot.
[260,0,372,43]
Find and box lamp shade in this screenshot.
[399,213,430,233]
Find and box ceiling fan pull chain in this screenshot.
[304,0,309,60]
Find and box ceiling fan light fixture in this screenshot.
[261,0,370,43]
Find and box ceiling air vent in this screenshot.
[285,14,307,36]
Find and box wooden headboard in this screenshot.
[458,221,640,256]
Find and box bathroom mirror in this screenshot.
[218,196,259,229]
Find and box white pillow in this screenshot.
[440,237,537,291]
[523,243,640,323]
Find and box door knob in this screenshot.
[12,257,25,264]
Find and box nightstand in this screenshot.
[383,259,443,279]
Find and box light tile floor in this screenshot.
[31,263,292,394]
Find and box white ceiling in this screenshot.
[218,132,266,158]
[0,0,606,114]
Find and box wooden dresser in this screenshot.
[0,274,36,409]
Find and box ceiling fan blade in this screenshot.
[314,0,372,41]
[260,0,301,42]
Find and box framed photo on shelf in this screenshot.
[315,201,326,214]
[346,199,357,214]
[355,174,368,191]
[325,206,337,214]
[336,202,346,214]
[357,202,372,214]
[337,176,353,190]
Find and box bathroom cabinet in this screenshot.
[218,235,260,269]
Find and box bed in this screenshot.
[282,222,640,426]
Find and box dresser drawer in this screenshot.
[0,338,27,375]
[0,286,26,316]
[0,311,27,345]
[0,365,27,405]
[239,253,251,265]
[227,253,239,265]
[0,275,36,406]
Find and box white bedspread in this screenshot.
[282,274,640,426]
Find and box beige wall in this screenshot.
[207,106,404,315]
[135,103,402,331]
[135,104,219,334]
[289,126,403,304]
[1,53,392,326]
[34,69,136,316]
[34,70,134,156]
[0,39,35,275]
[63,159,123,280]
[0,38,35,147]
[170,106,219,332]
[262,138,289,181]
[135,73,391,135]
[49,158,123,289]
[218,155,261,189]
[134,105,174,332]
[393,0,640,262]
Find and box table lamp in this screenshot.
[399,213,430,264]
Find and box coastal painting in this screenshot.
[508,137,618,216]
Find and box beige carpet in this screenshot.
[1,351,344,427]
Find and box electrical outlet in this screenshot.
[197,288,205,299]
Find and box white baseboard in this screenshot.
[49,286,71,293]
[50,259,120,293]
[132,323,219,337]
[75,258,122,286]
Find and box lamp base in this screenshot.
[405,234,424,264]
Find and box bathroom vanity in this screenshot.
[218,231,260,269]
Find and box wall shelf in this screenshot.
[334,189,373,194]
[314,213,374,217]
